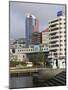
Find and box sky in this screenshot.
[10,1,65,39]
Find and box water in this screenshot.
[9,76,33,89]
[9,69,65,89]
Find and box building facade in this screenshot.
[15,38,26,48]
[48,15,66,68]
[10,38,26,49]
[25,14,39,47]
[42,28,49,46]
[31,32,42,45]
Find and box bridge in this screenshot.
[10,47,49,54]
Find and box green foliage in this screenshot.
[10,61,17,67]
[37,46,46,67]
[10,61,26,67]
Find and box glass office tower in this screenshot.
[25,14,39,47]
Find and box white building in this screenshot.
[48,15,66,68]
[10,44,49,62]
[42,28,49,44]
[10,45,49,54]
[10,53,28,62]
[16,38,26,48]
[10,38,26,49]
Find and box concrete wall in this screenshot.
[39,68,65,80]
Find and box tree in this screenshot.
[37,46,46,67]
[10,55,18,67]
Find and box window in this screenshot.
[50,19,58,23]
[29,49,30,51]
[18,50,19,52]
[20,50,21,52]
[64,34,66,37]
[51,45,59,47]
[49,24,58,27]
[60,49,62,51]
[60,40,63,42]
[51,28,59,31]
[59,18,62,20]
[44,48,45,50]
[51,36,59,39]
[60,44,63,46]
[23,55,24,58]
[64,31,66,33]
[12,49,15,53]
[60,36,62,38]
[49,32,57,36]
[59,27,62,29]
[60,31,62,33]
[50,41,57,44]
[50,49,57,52]
[59,23,62,25]
[60,53,63,55]
[54,53,57,55]
[31,49,32,51]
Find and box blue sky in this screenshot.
[10,2,65,39]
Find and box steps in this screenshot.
[33,71,66,87]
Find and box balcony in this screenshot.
[49,47,59,50]
[49,21,59,25]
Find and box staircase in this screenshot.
[33,71,66,87]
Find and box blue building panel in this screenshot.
[57,11,63,16]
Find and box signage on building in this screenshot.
[34,45,40,51]
[57,11,63,16]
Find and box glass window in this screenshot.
[23,55,24,58]
[18,50,19,52]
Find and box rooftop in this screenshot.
[42,28,49,32]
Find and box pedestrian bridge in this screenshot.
[10,47,49,54]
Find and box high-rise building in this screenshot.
[48,12,66,68]
[31,32,42,45]
[25,14,39,47]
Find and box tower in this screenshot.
[25,14,39,47]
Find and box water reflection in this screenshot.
[9,76,33,89]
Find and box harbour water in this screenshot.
[9,68,65,89]
[9,75,33,89]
